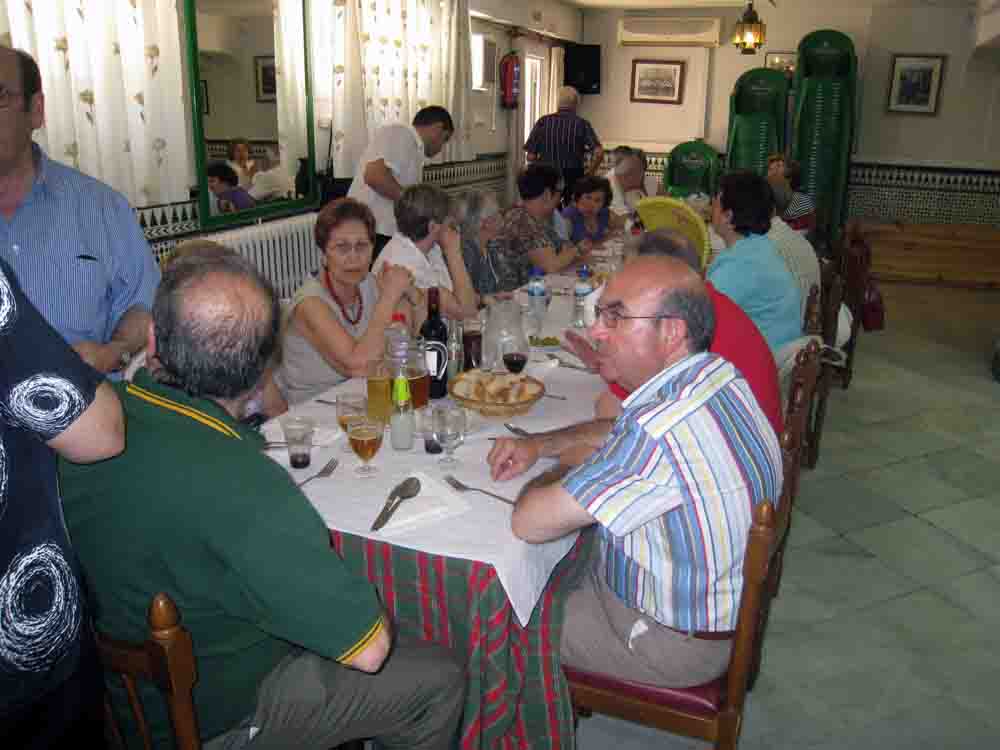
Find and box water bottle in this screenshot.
[385,312,409,362]
[390,373,415,451]
[572,265,592,329]
[527,268,547,337]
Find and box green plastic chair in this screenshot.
[726,68,790,175]
[663,139,721,199]
[791,30,857,245]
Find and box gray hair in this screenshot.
[395,183,452,242]
[153,253,280,400]
[656,282,715,354]
[557,86,579,109]
[454,191,500,239]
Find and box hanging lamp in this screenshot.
[732,1,766,55]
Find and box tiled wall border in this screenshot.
[846,161,1000,227]
[139,154,510,255]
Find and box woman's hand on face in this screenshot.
[378,262,415,301]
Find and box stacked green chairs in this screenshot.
[663,139,721,199]
[791,30,858,246]
[725,68,791,176]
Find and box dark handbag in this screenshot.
[861,279,885,331]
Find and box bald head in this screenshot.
[558,86,580,110]
[611,255,714,354]
[152,254,279,400]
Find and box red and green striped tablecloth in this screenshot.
[331,530,592,749]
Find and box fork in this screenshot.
[296,456,340,487]
[443,475,515,506]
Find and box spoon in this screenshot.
[504,422,532,438]
[370,476,422,531]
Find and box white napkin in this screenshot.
[375,472,470,537]
[260,420,340,447]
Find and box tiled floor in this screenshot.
[575,282,1000,749]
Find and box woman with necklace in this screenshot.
[275,198,418,405]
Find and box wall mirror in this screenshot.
[183,0,317,229]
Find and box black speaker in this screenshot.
[564,43,601,95]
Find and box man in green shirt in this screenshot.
[61,252,464,748]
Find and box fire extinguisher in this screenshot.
[499,51,520,109]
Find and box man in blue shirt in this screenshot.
[707,171,802,354]
[0,47,159,376]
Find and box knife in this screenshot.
[370,476,422,532]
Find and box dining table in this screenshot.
[265,292,609,750]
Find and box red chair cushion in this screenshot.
[564,665,724,719]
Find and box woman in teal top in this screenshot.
[707,172,802,354]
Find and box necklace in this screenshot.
[323,269,363,326]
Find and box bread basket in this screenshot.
[448,369,546,417]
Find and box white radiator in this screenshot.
[211,213,319,300]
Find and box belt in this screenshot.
[665,625,735,642]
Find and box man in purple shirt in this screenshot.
[524,86,604,205]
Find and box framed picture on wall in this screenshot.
[199,79,210,116]
[765,52,797,76]
[887,54,946,115]
[629,59,685,105]
[255,56,277,103]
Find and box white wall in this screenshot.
[198,15,278,143]
[860,4,1000,167]
[467,18,510,157]
[470,0,581,42]
[579,0,1000,169]
[579,4,871,154]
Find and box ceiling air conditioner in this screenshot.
[617,16,721,48]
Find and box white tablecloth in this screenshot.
[268,342,605,626]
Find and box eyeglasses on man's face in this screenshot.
[0,85,26,110]
[593,302,678,330]
[328,240,373,256]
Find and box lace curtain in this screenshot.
[547,45,564,116]
[275,0,311,190]
[0,0,190,206]
[312,0,472,179]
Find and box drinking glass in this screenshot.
[348,417,383,478]
[432,405,467,468]
[336,394,367,452]
[280,416,315,469]
[498,335,528,374]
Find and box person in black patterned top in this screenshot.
[0,257,124,746]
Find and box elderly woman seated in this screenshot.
[372,183,480,319]
[274,198,419,406]
[453,190,503,295]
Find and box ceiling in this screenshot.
[560,0,977,9]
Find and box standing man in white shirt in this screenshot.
[347,106,454,259]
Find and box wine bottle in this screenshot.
[420,287,449,399]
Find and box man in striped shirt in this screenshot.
[524,86,603,205]
[487,256,782,687]
[0,48,159,376]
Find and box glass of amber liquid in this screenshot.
[336,394,367,452]
[348,417,383,478]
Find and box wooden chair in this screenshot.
[99,592,201,750]
[565,501,777,750]
[743,340,821,690]
[804,269,845,468]
[98,595,367,750]
[835,222,869,389]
